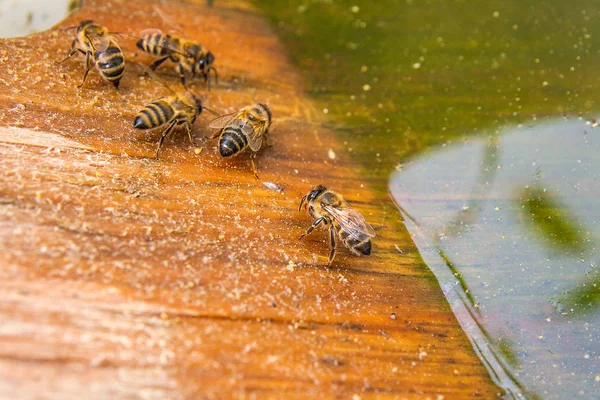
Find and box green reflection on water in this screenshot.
[254,0,600,179]
[496,336,520,371]
[558,267,600,316]
[520,184,588,255]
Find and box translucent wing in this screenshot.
[209,111,240,129]
[246,122,268,152]
[88,34,112,52]
[322,204,376,241]
[140,28,164,37]
[247,132,263,152]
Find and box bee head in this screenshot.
[196,52,215,73]
[308,185,327,202]
[78,20,95,33]
[258,103,272,125]
[299,185,327,212]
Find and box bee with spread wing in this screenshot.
[299,185,376,265]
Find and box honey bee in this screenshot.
[299,185,376,265]
[208,103,272,179]
[136,30,217,89]
[133,88,204,159]
[58,20,125,88]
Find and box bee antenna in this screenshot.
[202,105,220,116]
[202,67,218,92]
[299,195,307,212]
[61,25,79,32]
[108,31,134,40]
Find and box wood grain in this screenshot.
[0,0,501,398]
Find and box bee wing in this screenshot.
[247,134,263,152]
[140,28,164,37]
[322,204,376,241]
[247,135,263,152]
[245,122,268,152]
[209,112,240,129]
[88,34,112,52]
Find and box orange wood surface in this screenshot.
[0,0,501,398]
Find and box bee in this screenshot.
[133,88,204,159]
[299,185,376,265]
[58,20,125,88]
[136,30,217,89]
[208,103,272,179]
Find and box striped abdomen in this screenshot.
[95,44,124,88]
[218,127,248,158]
[335,223,372,256]
[133,100,175,130]
[137,34,174,57]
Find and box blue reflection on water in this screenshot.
[390,118,600,399]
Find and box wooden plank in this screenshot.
[0,0,500,398]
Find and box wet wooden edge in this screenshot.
[0,0,501,398]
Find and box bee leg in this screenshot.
[77,51,93,88]
[250,152,259,180]
[184,121,196,147]
[155,118,179,159]
[299,217,324,239]
[210,130,221,139]
[56,47,84,64]
[327,226,337,266]
[176,64,188,87]
[149,56,169,71]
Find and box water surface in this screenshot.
[256,0,600,398]
[390,119,600,398]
